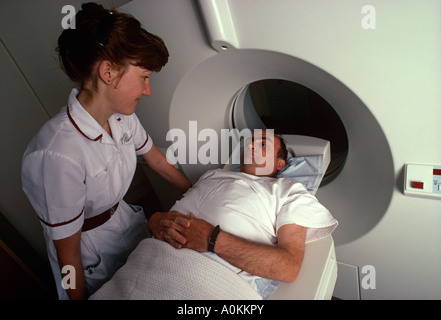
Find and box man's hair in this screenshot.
[277,136,288,162]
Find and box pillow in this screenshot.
[276,154,324,194]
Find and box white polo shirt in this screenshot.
[22,88,152,240]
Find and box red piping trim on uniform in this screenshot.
[38,209,84,228]
[67,106,102,141]
[135,136,149,151]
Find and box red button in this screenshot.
[412,181,424,189]
[433,169,441,176]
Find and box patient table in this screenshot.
[270,234,337,299]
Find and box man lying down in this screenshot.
[90,131,337,300]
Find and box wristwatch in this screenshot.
[208,225,221,253]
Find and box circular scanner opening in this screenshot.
[234,79,349,185]
[170,49,394,245]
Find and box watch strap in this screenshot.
[208,225,221,253]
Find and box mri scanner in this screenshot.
[0,0,439,300]
[116,0,441,299]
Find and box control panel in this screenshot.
[404,164,441,200]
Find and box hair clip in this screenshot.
[96,11,114,47]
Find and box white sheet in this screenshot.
[89,238,262,300]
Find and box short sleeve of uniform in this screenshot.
[22,150,86,240]
[276,182,338,243]
[129,113,153,155]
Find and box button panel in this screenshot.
[404,164,441,200]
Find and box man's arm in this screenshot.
[216,223,306,283]
[176,217,307,283]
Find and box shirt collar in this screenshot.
[67,88,114,144]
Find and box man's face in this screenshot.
[240,131,285,177]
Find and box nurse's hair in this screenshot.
[57,2,169,86]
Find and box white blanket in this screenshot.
[89,238,262,300]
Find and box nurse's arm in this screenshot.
[53,229,87,300]
[142,145,191,193]
[148,211,190,248]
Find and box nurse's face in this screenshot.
[109,64,152,115]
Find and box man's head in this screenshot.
[240,130,287,177]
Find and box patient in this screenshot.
[148,130,338,299]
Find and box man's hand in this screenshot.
[148,211,191,248]
[180,216,215,252]
[154,213,215,251]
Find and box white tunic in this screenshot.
[21,88,152,299]
[171,169,338,297]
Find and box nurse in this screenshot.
[21,2,191,300]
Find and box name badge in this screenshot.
[121,132,132,144]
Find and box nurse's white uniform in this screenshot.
[22,88,152,299]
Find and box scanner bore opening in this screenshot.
[238,79,349,185]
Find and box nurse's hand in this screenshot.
[148,211,191,249]
[180,216,215,253]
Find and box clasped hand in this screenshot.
[148,211,215,252]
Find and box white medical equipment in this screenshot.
[119,0,396,256]
[117,0,441,299]
[270,234,336,300]
[123,1,339,300]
